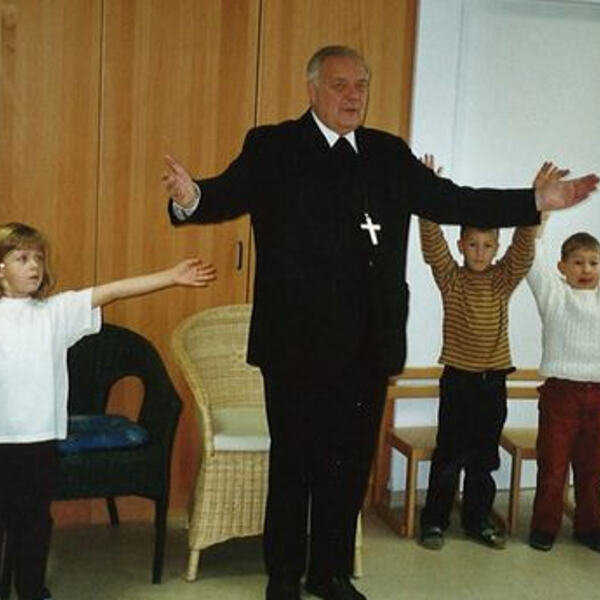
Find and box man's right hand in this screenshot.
[162,154,197,207]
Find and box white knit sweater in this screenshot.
[527,238,600,382]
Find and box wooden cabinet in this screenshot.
[0,0,101,291]
[0,0,417,519]
[97,0,260,512]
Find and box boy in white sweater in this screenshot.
[526,169,600,552]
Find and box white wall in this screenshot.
[392,0,600,490]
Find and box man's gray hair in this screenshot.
[306,45,370,84]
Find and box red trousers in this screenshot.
[531,378,600,535]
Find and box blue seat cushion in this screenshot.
[57,414,149,454]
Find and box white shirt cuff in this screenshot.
[172,183,201,220]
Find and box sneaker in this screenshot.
[465,521,506,549]
[420,526,444,550]
[574,530,600,553]
[529,529,554,551]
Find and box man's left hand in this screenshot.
[535,171,599,211]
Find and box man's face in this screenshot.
[457,229,499,273]
[307,55,369,135]
[558,248,600,290]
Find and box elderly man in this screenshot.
[163,46,597,600]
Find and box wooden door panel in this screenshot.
[0,0,101,291]
[258,0,417,134]
[97,0,260,509]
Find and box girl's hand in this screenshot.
[171,258,216,287]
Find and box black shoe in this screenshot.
[529,528,554,551]
[266,577,301,600]
[464,521,507,549]
[33,587,53,600]
[305,575,367,600]
[574,530,600,552]
[420,525,444,550]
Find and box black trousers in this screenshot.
[420,366,509,531]
[0,441,57,600]
[262,367,387,581]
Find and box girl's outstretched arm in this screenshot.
[91,258,216,308]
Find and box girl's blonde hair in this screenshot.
[0,222,53,298]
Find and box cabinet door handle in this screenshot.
[236,241,244,270]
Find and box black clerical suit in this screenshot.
[169,110,539,581]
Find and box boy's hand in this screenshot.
[533,161,570,189]
[171,258,216,287]
[420,153,443,176]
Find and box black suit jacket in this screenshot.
[170,111,539,377]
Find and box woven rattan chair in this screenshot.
[172,304,364,582]
[172,304,269,581]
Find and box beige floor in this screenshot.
[43,492,600,600]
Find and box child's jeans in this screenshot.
[531,378,600,536]
[420,366,509,531]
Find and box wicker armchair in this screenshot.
[171,304,269,581]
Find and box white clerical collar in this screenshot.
[310,110,358,152]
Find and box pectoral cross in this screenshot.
[360,212,381,246]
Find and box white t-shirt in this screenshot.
[0,289,101,443]
[527,238,600,382]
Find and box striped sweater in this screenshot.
[419,218,536,371]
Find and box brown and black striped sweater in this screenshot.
[419,218,536,371]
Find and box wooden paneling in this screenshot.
[97,0,260,509]
[258,0,417,135]
[1,0,417,524]
[0,0,101,291]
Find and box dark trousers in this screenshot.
[0,441,57,600]
[531,378,600,536]
[261,368,387,581]
[420,366,508,531]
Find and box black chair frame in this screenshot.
[0,323,181,596]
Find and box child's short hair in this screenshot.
[0,222,53,298]
[459,225,499,239]
[561,232,600,261]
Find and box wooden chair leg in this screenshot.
[353,514,363,579]
[404,453,418,538]
[186,549,201,582]
[563,480,574,521]
[507,451,523,534]
[106,496,120,526]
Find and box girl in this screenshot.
[0,222,215,600]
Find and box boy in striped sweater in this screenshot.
[417,157,554,550]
